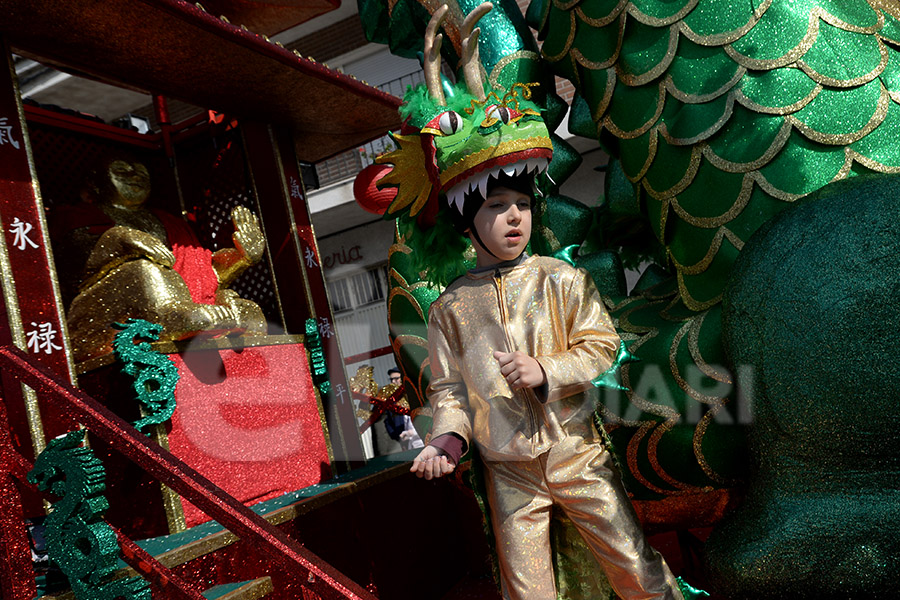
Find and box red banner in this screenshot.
[0,41,77,453]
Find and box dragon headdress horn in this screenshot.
[460,2,491,101]
[424,5,449,105]
[424,3,492,104]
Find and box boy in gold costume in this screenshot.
[410,173,683,600]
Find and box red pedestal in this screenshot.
[165,342,331,527]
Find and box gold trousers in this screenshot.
[484,435,684,600]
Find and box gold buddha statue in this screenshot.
[58,154,268,362]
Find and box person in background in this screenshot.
[384,368,425,451]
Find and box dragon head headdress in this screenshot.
[364,3,553,229]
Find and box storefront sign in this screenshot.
[322,244,363,269]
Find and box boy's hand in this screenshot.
[410,445,455,480]
[494,350,547,389]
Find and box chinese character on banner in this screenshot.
[0,117,20,149]
[26,322,62,355]
[304,246,319,268]
[334,383,347,404]
[318,317,334,339]
[289,176,302,199]
[8,217,39,251]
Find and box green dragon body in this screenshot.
[357,0,900,595]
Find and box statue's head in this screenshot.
[87,154,151,208]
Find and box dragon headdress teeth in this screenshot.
[372,1,553,227]
[445,157,549,214]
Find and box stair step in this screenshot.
[37,454,419,600]
[439,575,501,600]
[203,577,273,600]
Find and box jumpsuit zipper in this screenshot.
[494,269,539,451]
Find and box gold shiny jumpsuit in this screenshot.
[428,255,683,600]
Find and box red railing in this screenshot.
[342,345,394,366]
[0,344,376,600]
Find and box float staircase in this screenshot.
[0,344,376,600]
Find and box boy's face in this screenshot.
[467,186,532,267]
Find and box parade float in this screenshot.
[2,0,899,599]
[0,2,496,599]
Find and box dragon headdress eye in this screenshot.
[422,111,466,136]
[486,105,514,124]
[437,111,465,134]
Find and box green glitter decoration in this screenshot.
[27,430,151,600]
[364,0,752,509]
[534,0,900,308]
[677,577,711,599]
[591,341,640,393]
[305,318,332,398]
[705,174,900,598]
[550,244,634,389]
[361,0,900,510]
[112,319,179,434]
[551,244,580,267]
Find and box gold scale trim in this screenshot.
[668,226,744,276]
[624,0,698,28]
[733,79,823,116]
[615,21,680,88]
[388,286,426,324]
[488,51,542,89]
[688,311,732,384]
[785,81,891,146]
[657,92,736,147]
[618,305,735,491]
[723,5,883,72]
[664,65,746,105]
[570,12,625,71]
[676,0,772,48]
[641,142,704,199]
[574,0,628,29]
[797,35,888,89]
[603,80,667,139]
[542,10,577,63]
[668,171,755,229]
[701,118,793,173]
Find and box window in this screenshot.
[327,278,354,313]
[352,267,386,306]
[327,264,388,313]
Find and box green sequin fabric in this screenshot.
[532,0,900,309]
[705,174,900,598]
[360,0,900,595]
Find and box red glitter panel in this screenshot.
[165,343,330,527]
[0,43,77,448]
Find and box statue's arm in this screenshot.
[212,205,265,287]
